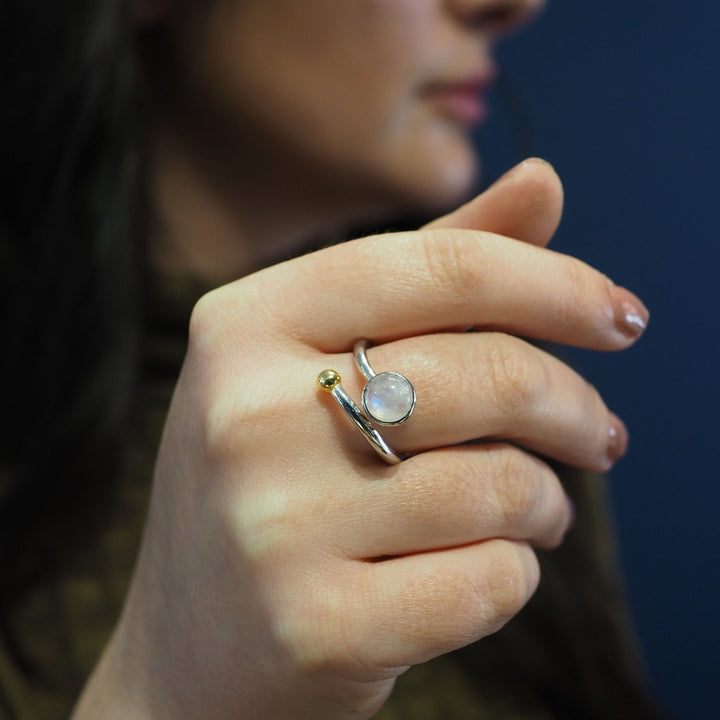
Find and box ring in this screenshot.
[353,340,416,426]
[317,370,403,465]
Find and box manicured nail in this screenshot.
[492,158,554,189]
[611,286,649,339]
[607,412,629,465]
[522,156,554,169]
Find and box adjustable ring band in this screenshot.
[317,370,403,465]
[317,340,416,465]
[353,340,416,426]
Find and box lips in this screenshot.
[422,71,496,126]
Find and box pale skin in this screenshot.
[72,1,648,718]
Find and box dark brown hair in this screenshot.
[0,0,146,605]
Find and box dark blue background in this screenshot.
[477,3,719,718]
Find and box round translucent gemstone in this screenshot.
[362,372,416,425]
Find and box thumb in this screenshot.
[424,157,564,248]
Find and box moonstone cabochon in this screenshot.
[362,371,416,426]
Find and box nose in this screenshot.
[448,0,545,36]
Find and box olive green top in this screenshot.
[0,277,669,719]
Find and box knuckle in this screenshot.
[187,290,282,464]
[404,545,538,646]
[481,542,538,624]
[491,450,541,527]
[203,386,282,465]
[483,339,538,417]
[248,542,355,676]
[556,256,604,331]
[188,287,227,355]
[276,582,386,690]
[419,458,478,516]
[542,505,572,549]
[235,489,293,564]
[189,282,275,362]
[398,569,483,649]
[421,231,484,304]
[537,479,573,548]
[491,450,571,548]
[574,378,613,471]
[249,273,301,344]
[203,393,242,463]
[275,589,344,671]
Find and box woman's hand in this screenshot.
[73,160,647,719]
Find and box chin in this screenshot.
[390,145,480,216]
[314,134,480,229]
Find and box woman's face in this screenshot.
[147,0,542,224]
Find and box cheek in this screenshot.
[179,0,477,206]
[236,1,438,135]
[187,0,440,141]
[260,54,478,209]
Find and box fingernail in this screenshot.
[607,412,629,465]
[492,157,554,189]
[611,286,649,339]
[523,156,554,169]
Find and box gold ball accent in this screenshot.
[317,369,341,392]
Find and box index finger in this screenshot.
[232,229,648,352]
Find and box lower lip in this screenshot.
[426,88,488,126]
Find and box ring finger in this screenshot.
[320,332,625,473]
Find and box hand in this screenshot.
[73,160,647,719]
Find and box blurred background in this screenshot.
[477,2,720,718]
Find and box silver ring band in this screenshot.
[353,340,416,426]
[353,339,377,380]
[317,369,403,465]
